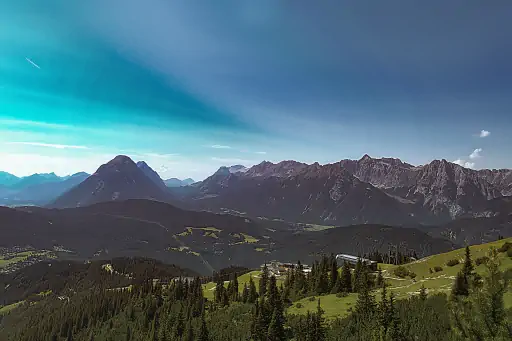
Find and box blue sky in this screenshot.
[1,0,511,180]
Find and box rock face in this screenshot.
[51,156,169,208]
[137,161,168,191]
[187,161,417,226]
[179,155,512,226]
[339,156,511,222]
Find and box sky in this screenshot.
[1,1,512,180]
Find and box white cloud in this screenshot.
[479,130,490,138]
[209,144,232,149]
[469,148,482,159]
[6,142,89,150]
[143,152,179,158]
[255,151,267,155]
[211,157,254,165]
[452,159,475,169]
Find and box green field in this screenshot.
[0,251,38,269]
[382,237,512,300]
[288,293,358,318]
[0,301,25,316]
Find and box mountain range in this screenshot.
[0,172,90,206]
[2,154,512,227]
[177,155,512,226]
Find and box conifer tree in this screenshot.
[340,261,352,293]
[66,328,73,341]
[241,283,249,303]
[386,293,404,341]
[419,285,428,301]
[353,258,363,292]
[378,284,390,335]
[452,271,469,297]
[184,321,194,341]
[313,299,326,341]
[267,276,279,309]
[174,307,185,339]
[198,311,210,341]
[329,255,338,292]
[376,268,384,287]
[248,276,258,303]
[259,264,269,297]
[354,269,376,320]
[462,245,474,278]
[267,298,286,341]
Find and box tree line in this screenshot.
[0,246,511,340]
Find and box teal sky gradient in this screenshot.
[1,1,512,179]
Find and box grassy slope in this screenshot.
[383,237,512,300]
[0,301,25,316]
[288,237,512,319]
[0,251,34,268]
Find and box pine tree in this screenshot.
[66,325,73,341]
[452,271,469,297]
[354,269,376,320]
[214,277,225,305]
[473,248,509,339]
[251,299,267,341]
[376,268,384,287]
[386,293,404,341]
[353,258,363,292]
[378,284,390,335]
[198,311,210,341]
[313,299,326,341]
[184,321,194,341]
[267,298,286,341]
[241,283,249,303]
[248,276,258,303]
[148,315,157,341]
[340,261,352,292]
[419,285,428,301]
[315,267,329,294]
[267,276,279,309]
[329,254,338,292]
[462,245,474,278]
[174,307,185,339]
[259,264,269,297]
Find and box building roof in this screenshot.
[336,254,376,264]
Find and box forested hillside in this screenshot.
[1,240,511,340]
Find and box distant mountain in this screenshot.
[8,172,61,190]
[184,162,418,226]
[0,171,20,186]
[136,161,168,191]
[174,156,512,226]
[164,177,196,187]
[5,172,90,205]
[0,172,90,206]
[338,155,512,221]
[182,178,195,186]
[50,155,170,208]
